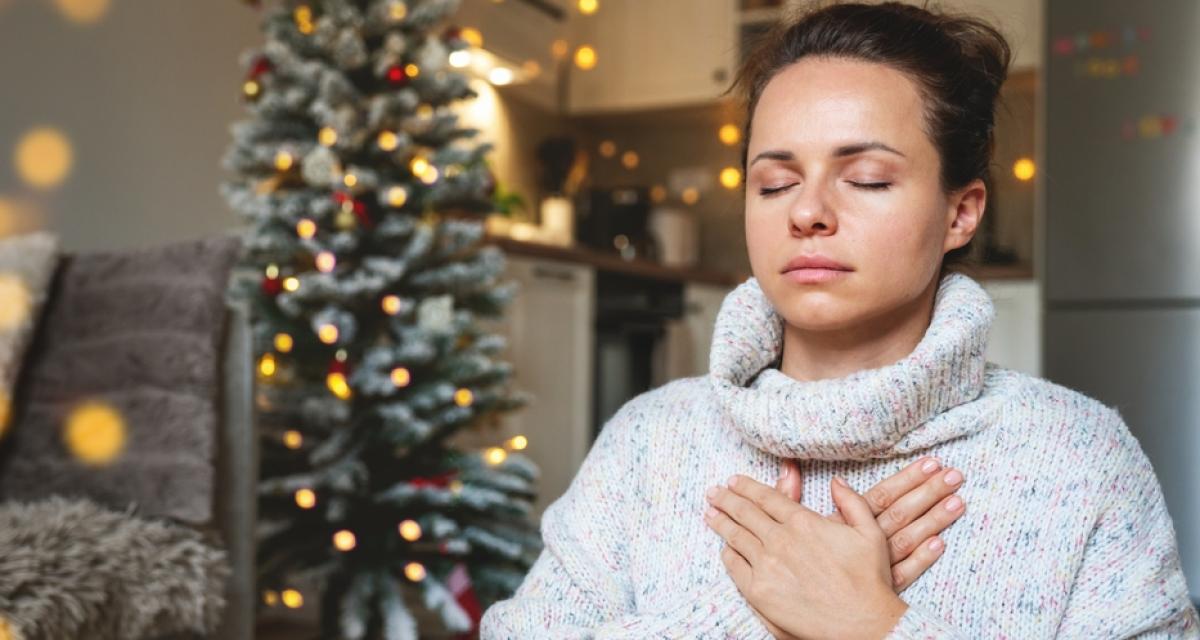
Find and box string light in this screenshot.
[578,0,599,14]
[243,80,260,98]
[1013,157,1036,181]
[327,372,352,399]
[391,367,412,387]
[382,295,402,315]
[378,130,400,151]
[274,333,294,353]
[598,140,616,158]
[296,218,317,239]
[404,562,427,581]
[720,167,742,189]
[485,446,507,465]
[574,45,597,70]
[460,27,483,48]
[318,324,339,344]
[386,186,408,207]
[418,166,439,185]
[295,488,316,509]
[283,430,303,449]
[259,353,277,377]
[333,529,357,551]
[454,388,474,407]
[398,519,422,541]
[343,173,358,188]
[274,151,294,171]
[318,127,338,146]
[650,185,667,203]
[389,1,407,21]
[409,156,430,177]
[265,264,280,279]
[621,150,639,170]
[508,435,528,450]
[718,123,741,146]
[681,187,699,205]
[263,590,279,606]
[282,276,300,292]
[416,104,434,119]
[404,63,420,78]
[281,589,303,608]
[294,5,314,34]
[315,251,336,273]
[448,50,471,67]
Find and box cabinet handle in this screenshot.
[532,265,577,282]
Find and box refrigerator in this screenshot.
[1043,1,1200,604]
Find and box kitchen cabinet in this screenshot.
[981,278,1042,376]
[657,281,735,381]
[566,0,739,114]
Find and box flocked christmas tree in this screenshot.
[220,0,542,636]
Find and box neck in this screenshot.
[779,276,939,382]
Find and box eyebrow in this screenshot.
[748,141,906,167]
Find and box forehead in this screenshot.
[750,56,927,152]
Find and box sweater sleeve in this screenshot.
[885,409,1200,640]
[479,396,770,640]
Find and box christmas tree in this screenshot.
[220,1,542,636]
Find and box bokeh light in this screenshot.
[398,519,422,541]
[333,529,357,551]
[294,488,316,509]
[14,127,73,189]
[63,401,127,466]
[0,274,31,332]
[404,562,427,581]
[53,0,110,24]
[1013,157,1036,181]
[281,589,303,608]
[718,123,741,146]
[574,45,597,70]
[720,167,742,189]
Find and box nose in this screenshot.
[788,182,838,237]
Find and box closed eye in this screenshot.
[848,181,891,190]
[758,184,795,197]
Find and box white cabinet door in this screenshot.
[486,256,595,522]
[981,278,1042,376]
[567,0,739,114]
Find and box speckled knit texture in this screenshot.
[481,272,1200,639]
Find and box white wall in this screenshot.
[0,1,262,251]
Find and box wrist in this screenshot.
[865,592,908,640]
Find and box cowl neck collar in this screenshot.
[707,272,995,461]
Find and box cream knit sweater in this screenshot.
[480,272,1200,638]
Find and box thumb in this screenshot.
[775,458,802,501]
[830,476,875,530]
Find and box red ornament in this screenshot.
[447,563,483,640]
[443,26,462,42]
[328,357,349,375]
[409,471,457,488]
[262,275,282,296]
[386,64,410,86]
[249,55,272,79]
[332,191,373,229]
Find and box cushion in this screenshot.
[0,234,241,524]
[0,495,229,640]
[0,232,59,442]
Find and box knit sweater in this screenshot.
[480,272,1200,639]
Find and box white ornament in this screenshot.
[302,146,342,187]
[415,37,449,75]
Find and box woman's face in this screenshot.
[744,56,984,333]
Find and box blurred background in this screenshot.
[0,0,1196,636]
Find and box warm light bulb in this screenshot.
[296,218,317,239]
[489,67,514,85]
[274,151,293,171]
[718,124,741,146]
[574,45,597,70]
[263,590,279,606]
[333,529,356,551]
[295,488,316,508]
[381,295,402,315]
[319,127,338,146]
[454,388,474,407]
[259,353,277,377]
[621,150,639,170]
[265,264,280,279]
[294,5,314,34]
[378,130,400,151]
[409,156,429,176]
[318,324,339,344]
[243,80,260,97]
[508,435,528,450]
[274,333,294,353]
[327,372,352,399]
[578,0,598,15]
[485,446,507,465]
[282,276,300,292]
[386,186,408,207]
[1013,157,1036,181]
[460,27,483,48]
[419,166,439,185]
[391,367,412,387]
[404,562,427,581]
[719,167,742,189]
[15,127,73,189]
[316,251,336,273]
[404,63,420,78]
[343,173,358,188]
[281,589,303,608]
[551,39,569,60]
[650,185,667,203]
[283,430,303,449]
[389,1,407,20]
[448,50,471,68]
[598,140,616,158]
[399,519,422,541]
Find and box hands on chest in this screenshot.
[703,457,967,640]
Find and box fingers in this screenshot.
[776,459,802,502]
[862,456,945,518]
[886,492,966,564]
[705,494,766,563]
[725,474,812,524]
[876,467,965,539]
[890,536,947,593]
[829,476,877,531]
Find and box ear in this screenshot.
[942,178,986,254]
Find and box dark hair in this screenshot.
[727,1,1012,272]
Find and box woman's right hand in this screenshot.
[775,457,965,593]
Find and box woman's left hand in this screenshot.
[704,473,909,640]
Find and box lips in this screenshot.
[780,255,852,273]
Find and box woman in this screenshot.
[482,2,1200,638]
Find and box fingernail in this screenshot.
[944,496,963,511]
[833,475,848,487]
[727,475,739,487]
[928,538,944,551]
[944,469,963,486]
[921,458,940,474]
[781,464,791,480]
